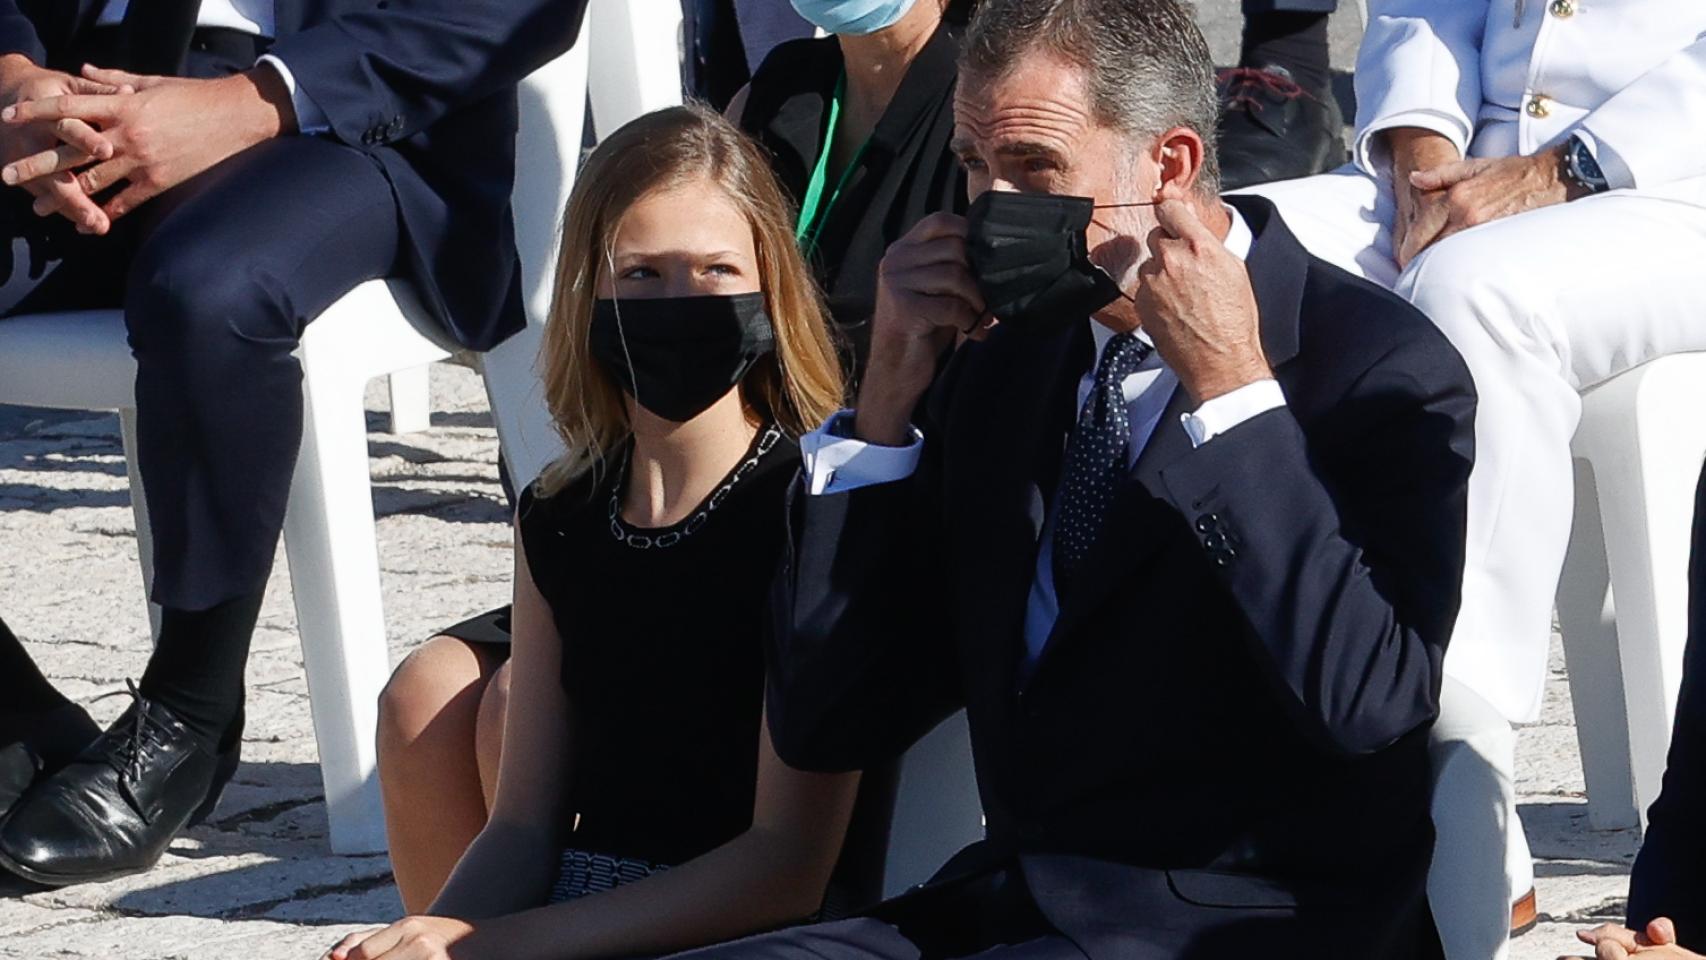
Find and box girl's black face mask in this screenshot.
[589,292,777,423]
[965,191,1147,333]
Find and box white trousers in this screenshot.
[1241,165,1706,959]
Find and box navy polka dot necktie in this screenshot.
[1053,332,1152,597]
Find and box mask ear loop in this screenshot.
[605,243,644,416]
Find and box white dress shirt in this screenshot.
[96,0,330,134]
[801,205,1285,666]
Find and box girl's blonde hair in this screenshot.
[535,103,846,497]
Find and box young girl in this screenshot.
[340,104,856,960]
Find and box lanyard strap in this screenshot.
[795,71,872,254]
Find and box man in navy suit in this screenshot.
[671,1,1474,957]
[0,0,587,886]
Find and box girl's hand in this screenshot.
[324,916,477,960]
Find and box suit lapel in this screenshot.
[1027,195,1309,684]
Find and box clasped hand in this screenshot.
[1389,128,1578,269]
[0,61,291,234]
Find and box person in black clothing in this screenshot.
[377,0,974,908]
[667,0,1475,956]
[732,0,972,372]
[1571,461,1706,960]
[340,105,862,960]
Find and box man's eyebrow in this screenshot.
[992,141,1065,159]
[949,135,979,156]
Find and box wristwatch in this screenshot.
[1563,135,1611,194]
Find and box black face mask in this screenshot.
[965,191,1148,332]
[589,292,777,423]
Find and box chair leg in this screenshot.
[386,365,432,435]
[1557,458,1641,829]
[281,358,393,855]
[118,408,162,643]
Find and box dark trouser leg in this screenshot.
[0,616,70,719]
[1238,4,1334,91]
[121,136,401,744]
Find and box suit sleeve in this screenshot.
[264,0,590,150]
[0,0,46,64]
[765,368,969,773]
[1352,0,1489,175]
[1575,36,1706,190]
[1155,334,1476,758]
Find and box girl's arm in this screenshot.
[456,714,861,960]
[429,517,574,920]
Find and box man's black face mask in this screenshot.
[966,191,1148,333]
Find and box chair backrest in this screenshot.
[513,0,686,329]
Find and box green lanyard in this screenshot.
[795,71,871,255]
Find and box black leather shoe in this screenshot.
[0,703,101,820]
[0,685,239,886]
[1215,65,1345,190]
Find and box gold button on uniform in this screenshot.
[1549,0,1576,17]
[1526,95,1551,119]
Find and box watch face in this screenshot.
[1572,140,1607,188]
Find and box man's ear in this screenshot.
[1153,126,1209,201]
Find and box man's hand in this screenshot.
[1566,918,1703,960]
[2,64,296,232]
[1386,127,1459,269]
[1405,146,1578,255]
[1133,199,1269,403]
[0,54,124,234]
[855,212,986,446]
[324,916,476,960]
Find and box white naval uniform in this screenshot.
[1240,3,1706,958]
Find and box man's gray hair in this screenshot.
[962,0,1221,194]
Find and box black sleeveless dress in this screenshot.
[515,424,798,902]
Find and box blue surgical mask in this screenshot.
[789,0,919,35]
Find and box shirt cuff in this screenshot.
[256,54,330,135]
[1354,110,1470,179]
[1180,379,1286,448]
[1567,128,1637,192]
[800,410,924,495]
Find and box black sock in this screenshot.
[1240,11,1331,92]
[0,615,72,721]
[137,592,263,752]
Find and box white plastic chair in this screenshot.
[0,0,684,854]
[882,711,985,898]
[1557,352,1706,831]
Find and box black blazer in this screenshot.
[1627,462,1706,946]
[767,196,1476,959]
[0,0,589,352]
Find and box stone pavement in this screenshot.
[0,5,1657,958]
[0,364,1647,960]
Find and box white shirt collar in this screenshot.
[1089,203,1252,355]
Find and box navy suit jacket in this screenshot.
[1628,463,1706,946]
[767,196,1476,959]
[0,0,590,351]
